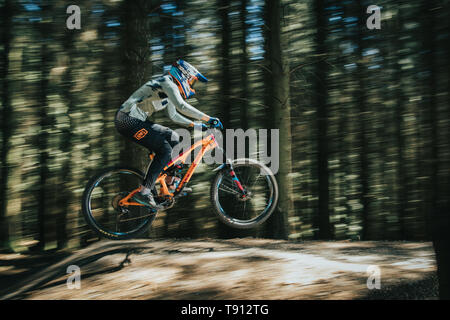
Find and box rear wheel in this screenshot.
[210,159,278,229]
[81,166,157,240]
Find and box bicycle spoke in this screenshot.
[219,184,240,195]
[118,212,154,222]
[215,162,276,226]
[249,173,262,189]
[243,200,248,219]
[245,167,252,185]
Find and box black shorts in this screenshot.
[115,110,180,151]
[114,109,180,188]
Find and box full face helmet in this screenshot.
[168,59,208,99]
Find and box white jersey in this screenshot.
[119,75,208,127]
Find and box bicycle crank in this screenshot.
[112,192,129,212]
[156,195,175,210]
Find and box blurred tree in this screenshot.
[217,0,232,130]
[239,0,249,130]
[393,5,407,239]
[56,0,89,248]
[0,0,15,252]
[35,16,53,251]
[262,0,294,239]
[313,0,332,239]
[119,0,156,173]
[216,0,250,239]
[355,0,370,240]
[423,0,450,300]
[420,0,438,237]
[55,11,76,249]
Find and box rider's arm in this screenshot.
[120,83,153,113]
[165,100,199,128]
[160,76,210,121]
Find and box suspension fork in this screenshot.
[230,170,246,194]
[223,160,247,195]
[213,136,246,195]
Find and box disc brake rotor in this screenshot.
[112,192,128,212]
[235,185,252,201]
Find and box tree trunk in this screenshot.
[313,0,332,239]
[432,1,450,298]
[34,4,55,250]
[393,6,407,240]
[218,0,232,129]
[119,0,153,171]
[262,0,293,239]
[0,0,14,252]
[421,0,438,239]
[56,17,77,248]
[35,43,51,250]
[421,0,449,300]
[240,0,249,130]
[356,0,370,240]
[216,0,238,239]
[119,0,155,238]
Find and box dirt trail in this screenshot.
[0,239,438,300]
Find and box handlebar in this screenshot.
[191,122,224,132]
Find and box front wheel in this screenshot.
[210,159,279,229]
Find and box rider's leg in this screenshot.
[141,123,180,190]
[115,111,177,207]
[142,139,172,191]
[142,124,193,193]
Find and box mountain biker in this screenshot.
[115,59,223,208]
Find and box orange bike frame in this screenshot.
[118,133,219,207]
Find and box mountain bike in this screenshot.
[81,126,279,240]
